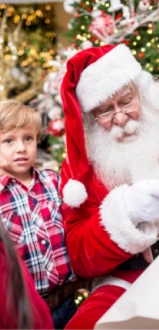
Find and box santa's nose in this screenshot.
[113,112,129,127]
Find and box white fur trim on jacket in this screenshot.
[91,276,131,293]
[76,44,142,112]
[63,179,88,207]
[100,185,158,254]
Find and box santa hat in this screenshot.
[61,44,142,207]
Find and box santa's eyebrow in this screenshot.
[92,86,134,113]
[120,87,133,97]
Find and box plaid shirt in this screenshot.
[0,168,74,294]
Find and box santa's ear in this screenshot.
[63,179,88,207]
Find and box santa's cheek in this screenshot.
[100,121,112,131]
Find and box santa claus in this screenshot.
[60,44,159,329]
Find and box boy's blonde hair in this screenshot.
[0,100,41,141]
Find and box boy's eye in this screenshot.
[3,139,13,144]
[25,136,33,141]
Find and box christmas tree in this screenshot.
[0,3,57,100]
[64,0,159,75]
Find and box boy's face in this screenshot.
[0,126,37,179]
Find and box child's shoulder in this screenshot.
[38,169,60,186]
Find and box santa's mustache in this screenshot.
[110,119,140,141]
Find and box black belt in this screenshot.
[41,279,88,311]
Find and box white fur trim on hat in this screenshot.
[100,185,158,254]
[76,44,142,112]
[63,179,88,207]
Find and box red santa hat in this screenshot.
[61,44,142,207]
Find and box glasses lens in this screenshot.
[98,112,113,123]
[123,100,140,113]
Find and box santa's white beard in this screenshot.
[84,104,159,190]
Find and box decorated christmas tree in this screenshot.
[64,0,159,75]
[0,3,57,100]
[30,46,77,171]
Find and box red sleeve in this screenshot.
[60,161,131,279]
[21,258,54,329]
[0,243,53,329]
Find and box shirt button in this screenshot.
[154,249,159,254]
[31,192,36,196]
[41,239,46,245]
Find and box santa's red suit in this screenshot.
[59,45,159,329]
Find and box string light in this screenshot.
[45,18,50,24]
[45,5,51,10]
[147,29,153,34]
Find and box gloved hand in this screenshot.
[124,180,159,225]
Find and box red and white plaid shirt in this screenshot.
[0,168,74,294]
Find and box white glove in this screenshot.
[124,180,159,225]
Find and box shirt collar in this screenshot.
[0,167,41,192]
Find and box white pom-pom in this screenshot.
[63,179,88,207]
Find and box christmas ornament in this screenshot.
[89,13,115,40]
[138,0,150,11]
[48,106,62,120]
[46,119,65,137]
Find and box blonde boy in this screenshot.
[0,100,76,329]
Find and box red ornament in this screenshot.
[74,13,80,18]
[138,52,144,58]
[116,13,122,20]
[46,119,65,137]
[89,13,115,39]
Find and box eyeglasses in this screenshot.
[92,100,141,124]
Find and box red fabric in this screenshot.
[0,242,53,329]
[66,285,125,329]
[60,161,131,278]
[65,270,143,329]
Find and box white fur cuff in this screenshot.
[100,185,158,254]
